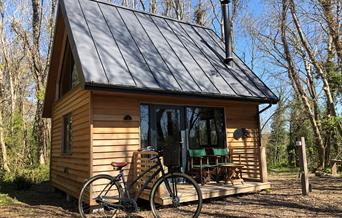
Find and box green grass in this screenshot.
[0,193,18,206]
[268,167,300,174]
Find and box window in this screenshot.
[59,39,80,98]
[62,113,72,154]
[140,105,150,148]
[186,107,225,149]
[140,104,226,150]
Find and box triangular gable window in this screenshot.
[59,37,80,98]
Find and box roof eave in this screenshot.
[84,82,278,104]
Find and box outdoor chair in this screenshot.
[188,148,216,185]
[210,148,230,182]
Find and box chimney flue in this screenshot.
[221,0,233,66]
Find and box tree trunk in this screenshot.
[320,0,342,71]
[34,79,47,165]
[289,0,342,140]
[0,68,10,172]
[281,0,326,170]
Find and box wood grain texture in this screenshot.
[225,103,260,180]
[90,91,262,182]
[50,86,91,198]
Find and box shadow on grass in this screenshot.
[0,181,78,213]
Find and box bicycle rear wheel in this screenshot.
[150,172,202,218]
[78,174,123,218]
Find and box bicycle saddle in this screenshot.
[111,161,128,168]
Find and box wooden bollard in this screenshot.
[296,137,310,196]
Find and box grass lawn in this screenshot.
[0,193,18,206]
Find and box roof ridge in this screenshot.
[90,0,213,31]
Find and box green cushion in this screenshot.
[188,148,206,158]
[212,148,228,156]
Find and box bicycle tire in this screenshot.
[150,172,203,218]
[78,174,123,218]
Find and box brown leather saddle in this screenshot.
[111,161,128,170]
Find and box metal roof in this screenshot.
[60,0,278,103]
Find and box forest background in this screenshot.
[0,0,341,186]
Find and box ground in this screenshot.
[0,172,341,218]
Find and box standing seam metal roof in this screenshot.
[60,0,278,103]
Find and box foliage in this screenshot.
[267,95,288,168]
[3,111,37,169]
[268,166,299,174]
[0,193,18,206]
[0,165,49,191]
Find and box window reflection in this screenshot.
[186,107,225,149]
[140,105,149,148]
[140,105,226,150]
[156,108,181,148]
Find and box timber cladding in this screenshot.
[50,89,263,199]
[90,91,261,181]
[50,86,91,198]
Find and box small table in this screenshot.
[220,163,245,185]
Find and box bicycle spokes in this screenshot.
[150,172,202,218]
[79,175,124,218]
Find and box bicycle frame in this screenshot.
[99,153,173,206]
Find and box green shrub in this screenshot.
[0,193,18,206]
[0,165,49,191]
[323,167,331,174]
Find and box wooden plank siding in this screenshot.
[91,95,140,182]
[50,86,91,198]
[90,91,262,181]
[225,104,261,179]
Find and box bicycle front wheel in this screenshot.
[78,174,123,218]
[150,172,202,218]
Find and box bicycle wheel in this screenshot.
[79,174,123,218]
[150,172,203,218]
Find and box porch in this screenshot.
[140,181,271,205]
[132,150,270,205]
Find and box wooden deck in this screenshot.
[140,181,271,205]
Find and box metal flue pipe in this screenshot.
[221,0,233,66]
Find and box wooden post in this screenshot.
[296,137,309,195]
[331,161,338,176]
[330,160,342,177]
[259,146,268,183]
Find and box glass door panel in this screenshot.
[155,108,181,149]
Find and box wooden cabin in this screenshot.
[43,0,278,201]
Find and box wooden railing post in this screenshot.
[296,137,310,196]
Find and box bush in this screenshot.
[0,165,49,191]
[0,193,18,206]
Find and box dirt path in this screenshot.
[0,173,341,217]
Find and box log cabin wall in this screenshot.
[90,91,263,181]
[50,86,91,198]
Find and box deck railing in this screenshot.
[132,150,167,198]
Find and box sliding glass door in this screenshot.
[140,104,226,172]
[140,105,186,171]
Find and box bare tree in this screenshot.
[319,0,342,70]
[12,0,56,164]
[194,0,206,25]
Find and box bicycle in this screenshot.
[78,149,203,217]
